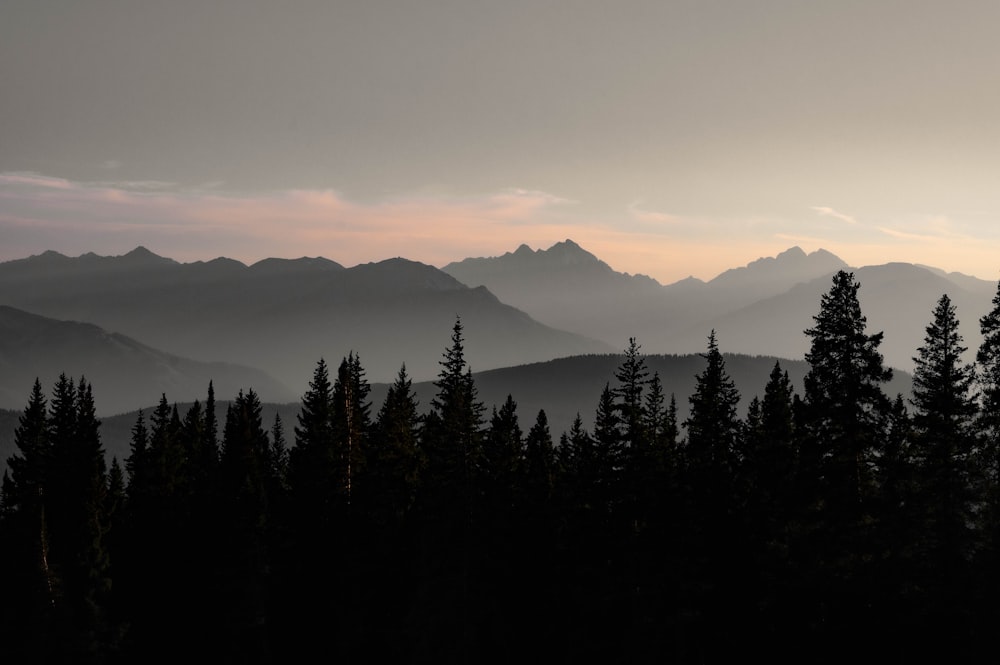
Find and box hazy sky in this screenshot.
[3,0,1000,283]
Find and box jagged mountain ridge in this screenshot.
[443,240,850,352]
[442,240,997,371]
[0,248,611,390]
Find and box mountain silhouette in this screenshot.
[0,305,295,414]
[443,240,997,371]
[0,248,611,390]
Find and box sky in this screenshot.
[3,0,1000,284]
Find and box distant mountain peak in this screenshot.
[118,246,177,266]
[708,246,847,289]
[775,246,807,259]
[123,246,159,258]
[35,249,69,260]
[542,239,600,264]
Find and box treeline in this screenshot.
[4,269,1000,662]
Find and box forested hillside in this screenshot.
[3,270,1000,662]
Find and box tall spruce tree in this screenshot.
[523,409,556,507]
[741,361,796,518]
[909,294,978,635]
[802,270,892,517]
[977,279,1000,559]
[799,270,892,650]
[684,331,741,499]
[218,388,272,662]
[5,379,49,519]
[289,358,336,523]
[423,317,485,524]
[483,394,524,513]
[592,383,624,518]
[368,365,422,525]
[681,330,745,654]
[614,338,649,453]
[3,379,57,656]
[331,352,371,509]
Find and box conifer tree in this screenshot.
[204,380,219,461]
[483,394,524,511]
[559,413,597,511]
[68,379,110,624]
[643,373,676,469]
[742,362,796,516]
[910,294,978,628]
[369,365,422,524]
[289,358,336,521]
[266,413,289,496]
[332,352,371,508]
[802,270,892,516]
[592,383,624,515]
[614,337,649,453]
[218,388,272,661]
[3,379,57,647]
[125,409,148,501]
[5,379,49,518]
[423,317,485,523]
[799,270,893,647]
[684,331,741,498]
[523,409,556,507]
[46,374,77,562]
[977,279,1000,560]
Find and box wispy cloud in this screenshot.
[0,174,587,267]
[0,172,78,190]
[5,172,1000,283]
[628,201,681,226]
[811,206,858,225]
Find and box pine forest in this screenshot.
[5,269,1000,663]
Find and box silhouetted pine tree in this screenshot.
[354,365,422,662]
[281,358,340,661]
[739,361,797,645]
[368,365,422,526]
[909,294,978,649]
[680,331,743,658]
[974,276,1000,639]
[1,379,57,661]
[483,395,523,520]
[411,318,486,662]
[266,413,289,497]
[523,409,556,509]
[799,270,892,653]
[218,388,272,662]
[592,382,623,518]
[684,331,741,509]
[874,394,919,642]
[422,317,485,526]
[289,358,335,527]
[46,373,77,572]
[614,337,649,454]
[332,352,371,511]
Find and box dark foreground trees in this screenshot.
[8,278,1000,662]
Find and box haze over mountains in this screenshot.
[0,305,295,414]
[444,240,998,373]
[0,247,610,400]
[1,241,993,418]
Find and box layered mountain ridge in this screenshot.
[0,248,611,394]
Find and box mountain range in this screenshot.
[0,247,610,396]
[444,240,998,372]
[1,241,993,420]
[0,305,295,414]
